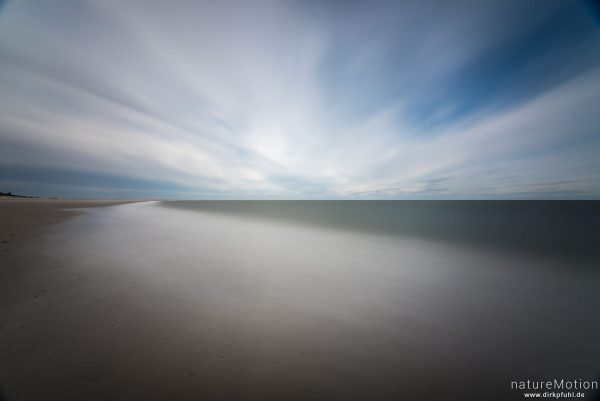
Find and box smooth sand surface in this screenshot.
[1,200,599,401]
[0,199,139,285]
[0,198,139,286]
[0,199,139,400]
[0,198,138,238]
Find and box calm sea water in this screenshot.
[161,200,600,261]
[16,201,600,400]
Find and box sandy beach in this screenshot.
[0,198,139,297]
[0,198,140,293]
[1,200,599,401]
[0,199,139,400]
[0,198,138,247]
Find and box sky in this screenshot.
[0,0,599,199]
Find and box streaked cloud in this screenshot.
[1,0,599,199]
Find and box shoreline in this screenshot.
[0,199,142,306]
[0,199,142,254]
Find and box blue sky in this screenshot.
[1,0,599,199]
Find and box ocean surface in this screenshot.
[15,201,600,400]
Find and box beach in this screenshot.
[1,200,599,401]
[0,199,138,400]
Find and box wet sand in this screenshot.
[0,198,140,292]
[1,200,599,401]
[0,199,139,400]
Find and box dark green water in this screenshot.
[162,200,600,261]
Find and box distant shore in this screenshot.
[0,191,38,199]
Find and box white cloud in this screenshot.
[0,0,599,198]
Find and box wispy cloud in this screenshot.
[0,0,599,199]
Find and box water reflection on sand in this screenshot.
[9,201,600,401]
